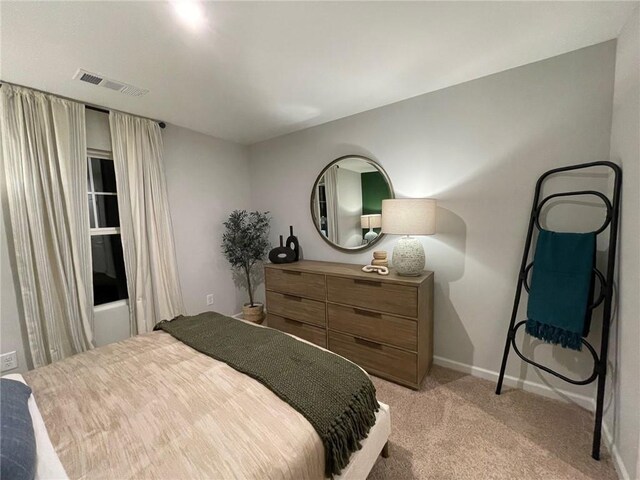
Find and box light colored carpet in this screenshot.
[367,366,617,480]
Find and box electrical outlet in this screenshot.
[206,294,214,306]
[1,351,18,372]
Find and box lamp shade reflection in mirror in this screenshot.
[311,155,394,251]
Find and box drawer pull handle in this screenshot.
[353,308,381,318]
[283,270,302,276]
[284,318,303,327]
[354,279,381,287]
[283,294,302,302]
[355,337,383,349]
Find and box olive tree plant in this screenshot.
[221,210,271,307]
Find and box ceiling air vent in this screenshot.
[73,69,148,97]
[79,72,103,85]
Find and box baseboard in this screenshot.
[602,419,630,480]
[432,355,595,411]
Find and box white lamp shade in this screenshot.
[381,198,437,235]
[361,214,382,229]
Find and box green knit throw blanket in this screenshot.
[154,312,379,476]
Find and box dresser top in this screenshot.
[264,260,433,286]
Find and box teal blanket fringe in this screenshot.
[525,318,583,351]
[525,229,596,352]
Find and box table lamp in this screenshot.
[381,198,437,276]
[361,214,382,244]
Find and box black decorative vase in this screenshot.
[285,225,300,261]
[268,235,295,264]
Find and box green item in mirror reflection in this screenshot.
[361,171,390,238]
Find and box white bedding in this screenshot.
[6,319,390,480]
[7,373,389,480]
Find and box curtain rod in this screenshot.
[0,81,166,129]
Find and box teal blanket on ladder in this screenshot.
[525,229,596,351]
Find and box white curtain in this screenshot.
[0,85,94,367]
[109,112,184,334]
[324,165,340,243]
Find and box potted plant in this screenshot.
[221,210,271,323]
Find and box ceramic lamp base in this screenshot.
[392,236,425,276]
[363,229,378,244]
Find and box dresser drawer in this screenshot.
[266,291,326,327]
[267,314,327,348]
[266,268,326,301]
[327,276,417,317]
[329,331,416,385]
[327,303,417,351]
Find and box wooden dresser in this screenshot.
[264,260,434,389]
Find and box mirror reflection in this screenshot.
[311,156,393,251]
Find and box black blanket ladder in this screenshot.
[495,161,622,461]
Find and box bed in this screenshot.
[3,315,390,480]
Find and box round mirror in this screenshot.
[310,155,394,251]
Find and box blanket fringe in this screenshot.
[525,319,582,351]
[323,381,380,477]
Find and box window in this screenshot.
[87,150,128,306]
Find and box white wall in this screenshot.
[249,41,617,401]
[86,108,112,152]
[606,7,640,479]
[163,124,251,317]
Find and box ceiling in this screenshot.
[1,1,636,145]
